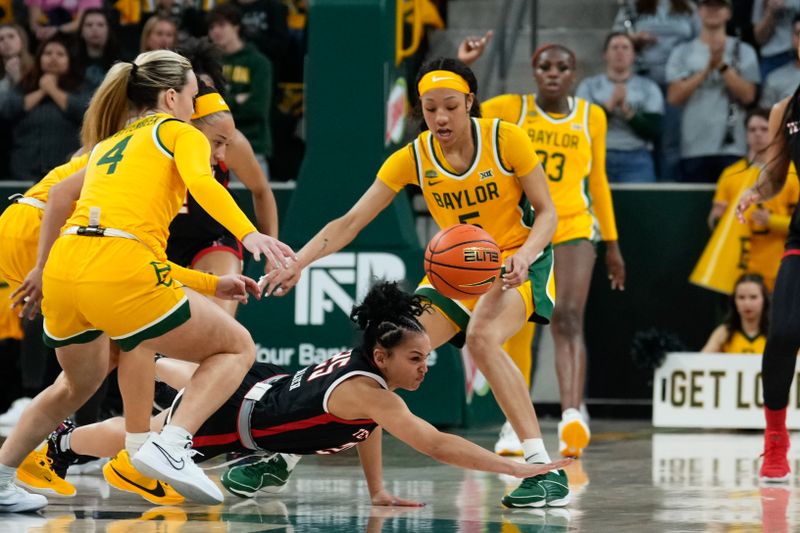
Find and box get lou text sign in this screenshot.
[653,353,800,429]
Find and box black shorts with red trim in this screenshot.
[166,233,243,269]
[168,362,286,462]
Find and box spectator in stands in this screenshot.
[208,4,272,174]
[753,0,800,79]
[140,15,177,52]
[706,108,799,291]
[702,273,769,353]
[26,0,102,42]
[232,0,289,66]
[0,24,33,180]
[613,0,700,182]
[761,13,800,107]
[0,35,90,180]
[667,0,760,183]
[577,32,663,183]
[76,8,118,90]
[614,0,700,86]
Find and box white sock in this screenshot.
[522,438,551,464]
[562,407,582,421]
[0,463,16,486]
[126,432,151,455]
[281,454,301,471]
[160,424,192,447]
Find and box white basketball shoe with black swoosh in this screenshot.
[0,480,48,512]
[131,433,223,504]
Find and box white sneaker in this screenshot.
[131,433,223,505]
[0,481,48,512]
[494,421,524,456]
[0,398,32,427]
[558,408,591,458]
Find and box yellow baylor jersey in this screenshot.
[482,94,618,241]
[67,114,255,261]
[24,152,90,203]
[378,118,540,251]
[722,329,766,354]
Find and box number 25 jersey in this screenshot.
[377,117,541,252]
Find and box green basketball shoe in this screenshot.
[501,468,570,508]
[221,454,294,498]
[540,469,570,507]
[501,475,547,508]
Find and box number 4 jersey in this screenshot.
[68,114,255,261]
[378,117,540,252]
[189,349,386,458]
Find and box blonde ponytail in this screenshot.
[80,50,193,148]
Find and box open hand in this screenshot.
[371,489,425,507]
[10,266,44,319]
[259,263,302,297]
[215,274,261,303]
[512,458,573,478]
[241,232,296,271]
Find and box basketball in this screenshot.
[424,224,503,300]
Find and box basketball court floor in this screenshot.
[0,418,797,532]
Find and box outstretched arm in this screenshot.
[260,179,397,296]
[336,380,570,477]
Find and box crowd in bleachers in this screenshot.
[585,0,800,184]
[0,0,307,182]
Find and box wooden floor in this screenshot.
[1,419,797,532]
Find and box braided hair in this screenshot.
[350,282,431,356]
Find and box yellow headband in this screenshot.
[417,70,470,97]
[192,92,230,120]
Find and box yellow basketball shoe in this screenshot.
[16,446,76,498]
[558,408,591,458]
[103,450,185,505]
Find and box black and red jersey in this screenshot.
[189,349,387,459]
[249,349,385,454]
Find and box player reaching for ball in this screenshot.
[262,58,566,509]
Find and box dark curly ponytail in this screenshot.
[350,282,431,355]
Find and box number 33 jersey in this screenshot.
[481,94,618,241]
[249,349,385,455]
[378,117,540,252]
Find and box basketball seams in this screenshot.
[427,238,499,255]
[429,269,486,296]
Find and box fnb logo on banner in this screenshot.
[294,253,406,325]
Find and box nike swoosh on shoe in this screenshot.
[110,464,167,498]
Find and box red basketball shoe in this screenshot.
[760,430,791,483]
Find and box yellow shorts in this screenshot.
[0,204,43,289]
[416,245,555,347]
[0,280,23,341]
[42,235,191,351]
[552,210,599,246]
